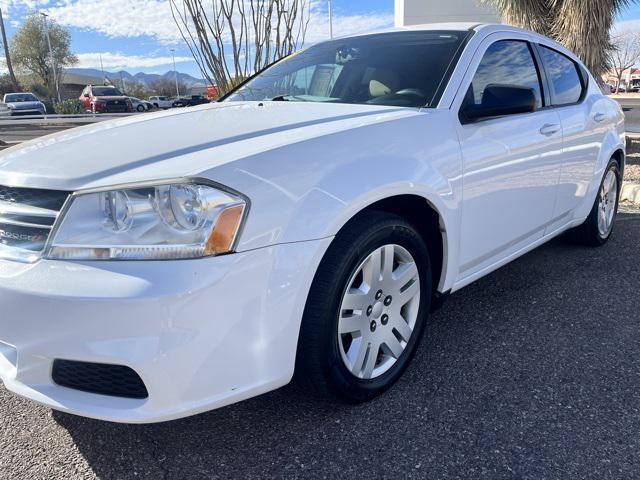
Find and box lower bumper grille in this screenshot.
[52,360,149,399]
[105,100,128,112]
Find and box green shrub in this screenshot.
[53,99,85,115]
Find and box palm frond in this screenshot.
[484,0,635,77]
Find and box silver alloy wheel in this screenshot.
[337,244,420,380]
[598,169,618,238]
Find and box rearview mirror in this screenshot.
[461,85,536,123]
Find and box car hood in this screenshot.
[7,101,43,109]
[0,101,422,191]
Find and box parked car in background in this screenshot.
[172,95,210,107]
[148,96,174,109]
[128,97,153,112]
[0,24,625,424]
[80,85,133,113]
[206,85,219,100]
[2,92,46,116]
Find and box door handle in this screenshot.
[594,112,606,123]
[539,123,560,136]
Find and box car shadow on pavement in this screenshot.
[52,213,640,479]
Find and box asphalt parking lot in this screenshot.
[1,209,639,479]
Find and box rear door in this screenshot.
[534,44,603,229]
[453,35,564,280]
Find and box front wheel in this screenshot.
[296,212,432,403]
[568,158,621,246]
[136,105,145,112]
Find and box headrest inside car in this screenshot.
[369,69,400,97]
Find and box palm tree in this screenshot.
[0,8,18,91]
[483,0,632,78]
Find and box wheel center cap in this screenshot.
[371,301,384,319]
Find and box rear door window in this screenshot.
[538,46,584,106]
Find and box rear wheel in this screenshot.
[296,212,432,403]
[568,159,620,246]
[136,105,145,112]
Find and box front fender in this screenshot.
[204,109,463,292]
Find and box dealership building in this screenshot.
[394,0,499,26]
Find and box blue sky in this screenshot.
[1,0,639,78]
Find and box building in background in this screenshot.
[61,71,110,100]
[395,0,499,26]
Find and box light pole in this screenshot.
[171,49,180,98]
[328,0,333,39]
[40,12,60,103]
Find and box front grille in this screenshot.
[0,186,68,210]
[52,360,149,399]
[0,185,70,258]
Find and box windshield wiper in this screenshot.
[267,95,308,102]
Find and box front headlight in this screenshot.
[45,182,247,261]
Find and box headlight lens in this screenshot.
[46,182,247,260]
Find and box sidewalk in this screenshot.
[623,136,640,205]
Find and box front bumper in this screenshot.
[0,238,331,423]
[9,108,45,116]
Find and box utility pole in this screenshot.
[0,9,18,91]
[328,0,333,39]
[40,12,60,103]
[171,49,179,98]
[99,53,106,84]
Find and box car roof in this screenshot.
[339,23,581,67]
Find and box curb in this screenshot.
[622,181,640,204]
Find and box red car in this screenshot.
[80,85,133,113]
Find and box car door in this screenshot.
[453,36,564,280]
[535,44,603,229]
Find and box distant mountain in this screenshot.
[65,68,207,88]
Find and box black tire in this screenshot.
[568,158,621,247]
[136,105,145,112]
[295,211,432,403]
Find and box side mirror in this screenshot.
[460,84,536,123]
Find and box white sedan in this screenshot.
[0,23,624,423]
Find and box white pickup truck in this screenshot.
[148,96,173,109]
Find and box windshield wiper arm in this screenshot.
[268,95,290,102]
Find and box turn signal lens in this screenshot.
[205,204,245,255]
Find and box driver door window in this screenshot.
[465,40,543,110]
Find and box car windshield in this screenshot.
[226,31,467,108]
[4,93,38,103]
[93,87,122,96]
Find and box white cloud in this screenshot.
[75,52,192,70]
[45,0,181,43]
[305,12,394,43]
[43,0,392,45]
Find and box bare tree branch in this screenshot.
[610,30,640,93]
[170,0,309,95]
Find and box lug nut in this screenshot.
[370,320,377,332]
[381,314,389,325]
[366,305,373,316]
[384,295,392,306]
[375,290,383,300]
